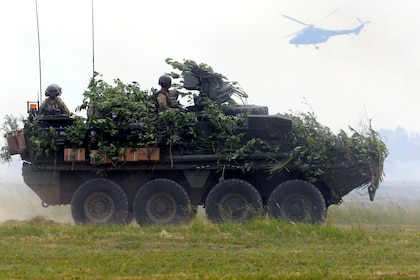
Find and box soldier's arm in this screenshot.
[156,93,170,112]
[38,101,48,117]
[58,99,70,115]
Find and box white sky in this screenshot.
[0,0,420,215]
[1,0,419,135]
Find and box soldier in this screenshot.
[38,84,70,118]
[155,75,182,112]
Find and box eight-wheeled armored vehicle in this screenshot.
[5,65,385,225]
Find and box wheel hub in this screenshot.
[219,193,248,222]
[282,195,311,222]
[146,193,177,223]
[84,192,115,223]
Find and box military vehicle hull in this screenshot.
[16,114,377,225]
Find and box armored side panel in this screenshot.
[22,162,61,205]
[322,167,373,198]
[246,115,292,141]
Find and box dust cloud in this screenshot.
[0,159,73,224]
[0,181,74,224]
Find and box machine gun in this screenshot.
[183,65,248,106]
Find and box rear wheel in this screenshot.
[205,179,263,223]
[133,178,193,226]
[71,178,129,225]
[267,179,327,223]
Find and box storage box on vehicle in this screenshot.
[6,131,19,155]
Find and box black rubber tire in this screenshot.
[71,178,129,225]
[222,105,268,116]
[133,178,193,226]
[267,179,327,223]
[205,179,263,223]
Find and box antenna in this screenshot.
[35,0,43,103]
[91,0,95,76]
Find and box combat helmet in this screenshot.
[158,75,172,87]
[45,84,62,97]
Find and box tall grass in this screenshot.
[327,199,420,227]
[1,203,420,279]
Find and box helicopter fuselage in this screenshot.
[289,24,365,46]
[282,12,368,48]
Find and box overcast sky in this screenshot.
[2,0,420,181]
[1,0,419,135]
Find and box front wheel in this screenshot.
[71,178,129,225]
[133,178,193,226]
[205,179,263,223]
[267,179,327,223]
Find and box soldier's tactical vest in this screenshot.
[42,99,65,115]
[154,90,179,110]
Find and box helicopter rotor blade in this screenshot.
[318,8,339,23]
[357,17,371,25]
[281,14,310,26]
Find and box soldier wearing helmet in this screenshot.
[38,84,70,118]
[155,75,182,112]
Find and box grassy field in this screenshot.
[1,203,420,280]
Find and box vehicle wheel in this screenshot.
[267,179,327,223]
[222,105,268,116]
[133,178,192,226]
[205,179,263,223]
[71,178,129,225]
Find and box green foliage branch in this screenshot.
[198,100,245,154]
[164,58,262,173]
[164,58,215,96]
[165,58,242,106]
[270,110,388,191]
[71,73,159,166]
[65,64,260,169]
[29,127,59,158]
[1,114,66,161]
[65,117,88,147]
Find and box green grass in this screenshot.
[1,206,420,279]
[327,200,420,227]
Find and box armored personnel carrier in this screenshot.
[5,62,386,225]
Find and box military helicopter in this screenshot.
[282,11,369,49]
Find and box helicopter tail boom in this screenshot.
[354,25,364,35]
[326,19,369,37]
[354,18,370,35]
